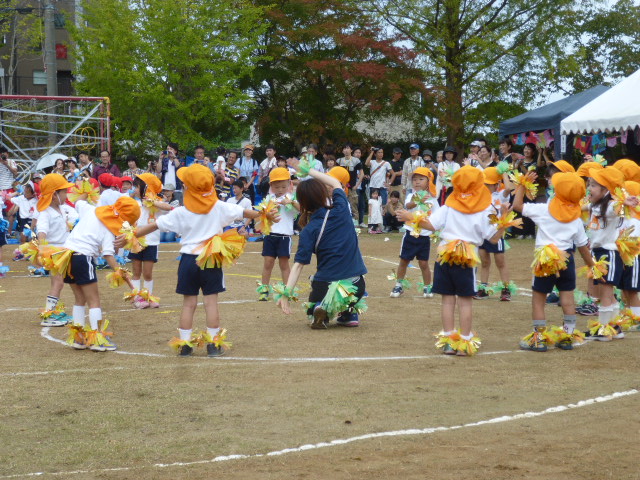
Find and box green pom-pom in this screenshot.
[574,289,588,306]
[272,282,299,302]
[496,161,511,174]
[478,283,495,295]
[296,155,315,177]
[320,280,358,318]
[256,283,271,294]
[417,282,432,294]
[352,298,368,314]
[495,281,517,295]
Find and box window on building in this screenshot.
[54,13,66,28]
[33,71,47,85]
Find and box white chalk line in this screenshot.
[1,389,636,479]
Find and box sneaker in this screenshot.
[359,223,367,228]
[133,296,150,309]
[423,286,433,298]
[40,317,69,327]
[576,303,598,316]
[382,227,391,233]
[311,305,328,329]
[555,339,574,350]
[368,228,376,234]
[519,329,549,352]
[473,289,489,300]
[148,300,160,308]
[584,322,613,342]
[178,344,193,356]
[102,337,117,351]
[612,324,625,340]
[12,252,24,261]
[500,287,511,302]
[546,292,560,305]
[206,343,225,357]
[336,313,359,327]
[258,291,269,301]
[390,285,404,298]
[89,342,107,352]
[442,343,456,355]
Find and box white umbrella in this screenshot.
[35,153,68,171]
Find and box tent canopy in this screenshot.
[499,85,609,137]
[561,69,640,135]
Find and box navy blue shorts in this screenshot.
[399,231,430,261]
[128,245,159,263]
[592,247,623,287]
[262,234,292,258]
[176,253,225,296]
[64,253,97,285]
[16,214,30,232]
[0,232,6,247]
[432,261,476,297]
[532,252,575,294]
[479,238,505,254]
[621,257,640,292]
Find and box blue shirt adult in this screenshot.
[295,189,367,282]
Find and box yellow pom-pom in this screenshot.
[106,267,131,288]
[577,256,609,280]
[436,240,479,267]
[531,244,569,277]
[194,229,247,269]
[255,197,279,235]
[616,227,640,266]
[489,210,523,234]
[509,170,538,200]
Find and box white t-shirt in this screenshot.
[429,205,497,247]
[64,200,115,257]
[368,197,383,225]
[97,189,125,207]
[522,203,589,250]
[13,195,37,219]
[402,193,439,236]
[588,203,621,250]
[260,157,278,177]
[436,161,461,195]
[491,189,511,210]
[227,195,252,228]
[216,156,226,171]
[165,162,177,189]
[136,200,166,246]
[35,205,78,246]
[369,160,391,189]
[266,193,297,236]
[155,201,245,254]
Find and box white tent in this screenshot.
[561,68,640,135]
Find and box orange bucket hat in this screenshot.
[136,172,163,195]
[37,173,75,211]
[177,164,218,214]
[589,166,625,194]
[548,160,575,173]
[328,166,350,193]
[482,167,502,185]
[576,161,603,177]
[269,167,291,183]
[548,172,585,223]
[412,167,436,197]
[95,196,141,236]
[445,165,492,214]
[611,159,640,182]
[623,181,640,220]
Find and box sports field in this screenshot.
[1,235,638,479]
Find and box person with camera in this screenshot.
[365,146,392,206]
[155,142,184,205]
[76,151,94,179]
[258,144,278,198]
[0,146,18,236]
[337,143,363,220]
[122,154,146,178]
[401,144,426,198]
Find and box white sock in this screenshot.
[45,296,58,311]
[89,308,102,330]
[179,328,192,341]
[443,330,454,336]
[145,280,154,294]
[131,279,141,291]
[631,306,640,317]
[598,305,614,325]
[207,327,220,339]
[461,333,473,341]
[395,281,402,288]
[563,314,577,333]
[612,304,620,319]
[72,305,86,326]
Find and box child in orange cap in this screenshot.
[135,164,278,357]
[33,173,77,326]
[63,195,140,351]
[585,167,637,340]
[128,173,173,309]
[475,166,515,301]
[390,167,439,299]
[397,166,509,356]
[257,167,299,301]
[513,171,596,352]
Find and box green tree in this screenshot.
[70,0,266,153]
[364,0,595,149]
[245,0,427,152]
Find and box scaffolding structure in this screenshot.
[0,95,110,179]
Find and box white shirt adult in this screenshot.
[0,157,17,190]
[259,157,278,181]
[401,156,426,193]
[369,159,392,189]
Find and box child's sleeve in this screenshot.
[521,202,544,220]
[155,208,181,233]
[294,226,316,265]
[572,221,589,248]
[429,205,446,231]
[36,210,50,236]
[100,232,116,257]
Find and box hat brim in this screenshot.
[37,180,75,211]
[548,196,581,223]
[95,205,126,236]
[589,168,622,194]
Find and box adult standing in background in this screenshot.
[193,145,207,165]
[0,146,17,235]
[155,142,184,204]
[365,146,391,206]
[237,145,260,203]
[122,154,146,178]
[77,150,94,179]
[353,146,368,228]
[92,149,121,179]
[401,143,425,197]
[259,144,278,183]
[388,147,405,202]
[337,143,363,218]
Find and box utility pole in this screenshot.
[43,0,57,145]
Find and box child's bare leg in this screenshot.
[142,261,154,282]
[70,283,86,307]
[278,257,291,284]
[203,294,220,329]
[458,296,473,336]
[559,291,575,315]
[441,294,456,332]
[80,283,100,309]
[494,253,509,283]
[396,258,410,280]
[532,291,547,321]
[179,295,198,330]
[418,259,431,285]
[599,284,615,307]
[261,256,276,284]
[479,249,491,284]
[47,275,64,298]
[132,259,142,280]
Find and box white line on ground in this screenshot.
[1,389,636,478]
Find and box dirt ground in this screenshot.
[0,235,638,479]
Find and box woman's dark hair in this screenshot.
[499,137,513,150]
[523,143,537,155]
[590,185,619,229]
[389,190,400,199]
[479,145,491,155]
[133,176,147,198]
[370,188,380,196]
[296,178,333,227]
[55,158,65,169]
